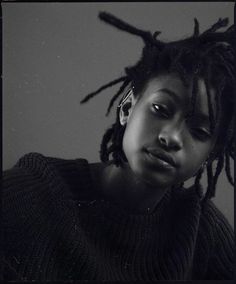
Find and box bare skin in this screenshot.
[89,162,163,213]
[90,74,217,214]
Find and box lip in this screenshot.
[145,148,177,167]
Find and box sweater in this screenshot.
[3,152,234,281]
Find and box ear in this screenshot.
[119,89,136,126]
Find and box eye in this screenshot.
[152,104,170,118]
[191,127,212,141]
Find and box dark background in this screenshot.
[3,2,234,226]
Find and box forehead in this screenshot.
[139,74,216,116]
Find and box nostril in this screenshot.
[159,135,169,149]
[159,133,183,151]
[159,136,166,144]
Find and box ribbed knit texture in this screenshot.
[3,153,234,281]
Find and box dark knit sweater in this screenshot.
[3,153,234,281]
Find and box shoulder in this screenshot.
[200,199,234,257]
[3,152,95,212]
[173,185,234,254]
[193,198,234,279]
[4,152,90,182]
[3,153,93,280]
[173,185,233,236]
[4,152,89,176]
[3,152,98,241]
[199,199,234,239]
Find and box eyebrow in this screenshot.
[192,113,210,125]
[157,88,182,104]
[157,88,211,124]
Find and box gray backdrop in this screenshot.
[3,2,234,227]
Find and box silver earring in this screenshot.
[200,160,207,171]
[118,88,133,108]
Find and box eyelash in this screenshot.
[191,128,211,141]
[152,104,170,118]
[152,104,211,141]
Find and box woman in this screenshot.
[3,12,234,280]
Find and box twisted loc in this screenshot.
[80,12,235,202]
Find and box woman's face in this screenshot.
[121,74,217,189]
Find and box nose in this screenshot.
[158,128,183,151]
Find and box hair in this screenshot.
[80,12,235,203]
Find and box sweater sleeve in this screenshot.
[3,163,34,280]
[3,153,92,280]
[2,153,68,280]
[204,201,234,280]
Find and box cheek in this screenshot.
[122,122,141,159]
[122,114,151,166]
[180,142,212,180]
[123,114,148,150]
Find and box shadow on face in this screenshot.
[120,74,218,189]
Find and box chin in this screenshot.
[130,157,173,190]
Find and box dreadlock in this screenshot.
[80,12,235,203]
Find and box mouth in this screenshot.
[145,148,177,168]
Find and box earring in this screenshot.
[208,151,216,162]
[200,160,207,171]
[117,88,133,108]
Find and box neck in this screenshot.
[100,162,170,214]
